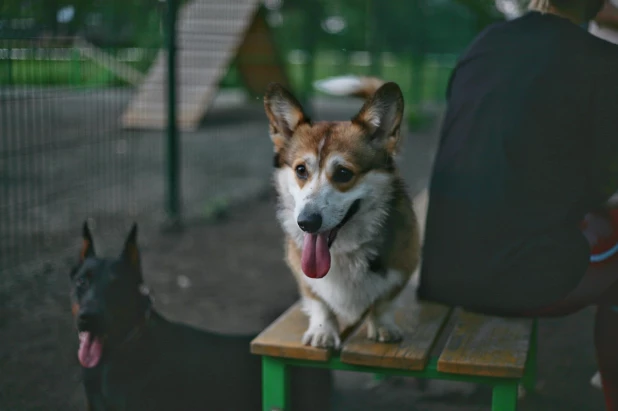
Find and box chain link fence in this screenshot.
[0,1,513,409]
[0,0,502,275]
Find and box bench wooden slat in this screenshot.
[340,296,451,371]
[437,310,533,378]
[250,302,331,362]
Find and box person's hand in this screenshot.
[594,0,618,30]
[606,191,618,208]
[582,211,614,247]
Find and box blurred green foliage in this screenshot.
[0,0,504,104]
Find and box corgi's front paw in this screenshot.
[302,323,341,349]
[367,322,403,343]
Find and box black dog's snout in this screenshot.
[297,213,322,233]
[78,312,103,332]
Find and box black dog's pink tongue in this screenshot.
[78,332,103,368]
[301,233,331,278]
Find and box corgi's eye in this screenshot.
[295,164,308,180]
[333,167,354,183]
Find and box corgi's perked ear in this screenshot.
[264,83,310,154]
[352,82,404,155]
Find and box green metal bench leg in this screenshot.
[522,319,538,392]
[492,383,519,411]
[262,356,289,411]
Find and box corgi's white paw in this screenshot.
[367,322,403,343]
[302,323,341,348]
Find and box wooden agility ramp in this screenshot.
[121,0,290,131]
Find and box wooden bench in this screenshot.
[250,190,538,411]
[250,293,537,411]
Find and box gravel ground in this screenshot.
[0,88,605,410]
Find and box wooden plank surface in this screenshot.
[236,9,291,94]
[437,310,533,378]
[74,38,144,86]
[176,33,239,46]
[250,302,332,362]
[340,289,451,370]
[179,2,255,19]
[180,19,251,34]
[121,0,261,131]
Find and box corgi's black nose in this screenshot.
[297,213,322,233]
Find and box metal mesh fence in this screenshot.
[0,0,499,275]
[1,2,166,275]
[0,1,509,409]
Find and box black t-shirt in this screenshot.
[418,11,618,314]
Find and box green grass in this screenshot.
[1,59,120,87]
[1,49,455,104]
[0,47,159,87]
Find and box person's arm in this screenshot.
[606,190,618,208]
[594,0,618,30]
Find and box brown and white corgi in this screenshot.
[263,80,420,349]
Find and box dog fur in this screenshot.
[264,80,420,349]
[69,223,333,411]
[312,75,492,399]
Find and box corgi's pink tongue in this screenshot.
[301,233,331,278]
[78,332,103,368]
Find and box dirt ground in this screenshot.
[0,89,607,411]
[0,191,606,411]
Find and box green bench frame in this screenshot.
[252,307,537,411]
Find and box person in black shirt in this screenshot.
[417,0,618,408]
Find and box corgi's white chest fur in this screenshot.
[274,166,406,326]
[303,254,404,325]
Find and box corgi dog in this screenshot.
[263,80,420,349]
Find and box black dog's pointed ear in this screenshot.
[120,223,142,280]
[79,221,96,262]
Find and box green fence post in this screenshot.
[410,54,424,107]
[299,7,317,118]
[522,319,538,392]
[366,0,381,77]
[71,48,81,86]
[165,0,181,228]
[7,45,13,86]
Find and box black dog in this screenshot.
[69,222,332,411]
